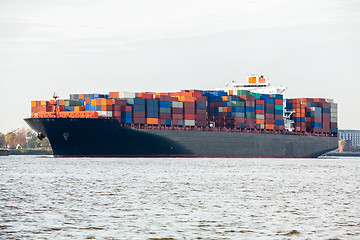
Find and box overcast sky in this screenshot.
[1,0,359,133]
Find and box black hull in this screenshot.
[0,149,10,156]
[24,118,338,158]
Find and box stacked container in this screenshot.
[158,95,172,126]
[145,99,159,125]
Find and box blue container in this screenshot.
[275,110,283,115]
[90,105,96,111]
[271,94,283,100]
[133,104,146,111]
[146,105,158,112]
[196,103,206,109]
[232,107,245,112]
[134,98,146,105]
[165,119,171,125]
[256,105,265,110]
[146,112,159,118]
[323,108,330,114]
[85,104,91,111]
[159,101,171,108]
[286,103,293,109]
[178,120,183,126]
[146,99,158,105]
[222,101,231,107]
[159,107,171,113]
[331,127,338,133]
[275,120,283,125]
[306,102,318,107]
[260,94,270,100]
[265,108,274,114]
[122,112,132,118]
[96,105,101,111]
[310,122,322,127]
[232,112,245,118]
[228,96,240,101]
[121,117,132,124]
[208,96,222,103]
[265,98,274,104]
[246,106,255,112]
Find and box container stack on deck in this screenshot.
[30,89,337,135]
[286,98,337,134]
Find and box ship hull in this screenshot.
[24,118,338,158]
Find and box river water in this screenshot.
[1,156,360,239]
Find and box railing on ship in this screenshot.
[119,122,338,138]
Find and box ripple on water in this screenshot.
[1,156,360,239]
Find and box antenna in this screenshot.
[52,92,59,118]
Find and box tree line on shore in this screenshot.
[0,128,51,149]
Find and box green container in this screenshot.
[246,112,255,118]
[231,101,245,107]
[251,93,261,99]
[274,105,283,111]
[237,90,251,96]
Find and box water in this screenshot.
[1,156,360,239]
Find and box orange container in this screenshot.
[91,99,97,105]
[256,119,265,124]
[222,96,228,101]
[85,97,91,104]
[265,124,274,130]
[109,92,119,99]
[146,118,159,125]
[31,101,37,107]
[79,94,85,100]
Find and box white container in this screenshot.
[119,91,136,99]
[184,120,195,126]
[256,114,264,120]
[172,102,183,108]
[105,111,113,117]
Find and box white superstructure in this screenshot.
[225,73,286,94]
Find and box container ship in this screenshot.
[24,74,338,158]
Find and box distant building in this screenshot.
[338,130,360,148]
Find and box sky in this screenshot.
[0,0,359,133]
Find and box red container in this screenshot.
[245,101,255,107]
[196,97,207,103]
[159,95,171,101]
[265,103,274,109]
[183,102,195,108]
[240,95,255,101]
[114,99,127,106]
[195,115,208,121]
[172,114,183,120]
[184,114,195,120]
[113,111,121,117]
[266,113,274,119]
[255,109,265,114]
[266,119,275,124]
[138,93,153,99]
[274,99,283,105]
[113,105,122,111]
[195,120,207,127]
[184,108,195,114]
[133,117,146,124]
[159,113,171,119]
[255,99,265,105]
[196,109,207,115]
[330,122,338,128]
[121,106,132,112]
[133,111,145,118]
[234,117,245,123]
[172,108,183,114]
